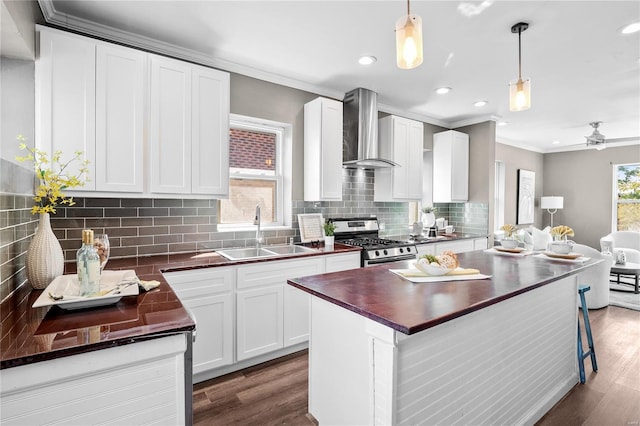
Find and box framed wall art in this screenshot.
[517,169,535,225]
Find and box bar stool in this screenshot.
[577,285,598,383]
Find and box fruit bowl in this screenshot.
[414,261,451,276]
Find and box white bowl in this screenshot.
[549,242,573,254]
[415,261,451,276]
[500,239,519,249]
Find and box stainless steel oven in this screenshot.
[328,217,417,267]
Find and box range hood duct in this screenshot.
[343,88,398,169]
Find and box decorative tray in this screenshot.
[495,246,526,253]
[32,270,139,310]
[542,252,582,260]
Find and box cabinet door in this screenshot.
[416,244,435,258]
[304,97,343,201]
[95,45,145,192]
[473,238,488,251]
[236,285,284,361]
[407,121,424,199]
[191,65,230,196]
[451,132,469,201]
[150,55,192,194]
[325,252,361,273]
[391,117,411,199]
[184,293,233,374]
[36,28,96,189]
[284,286,310,346]
[435,239,475,254]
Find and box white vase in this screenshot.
[324,235,335,250]
[26,213,64,289]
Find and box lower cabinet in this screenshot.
[163,267,234,373]
[236,257,324,361]
[417,237,489,257]
[164,252,360,379]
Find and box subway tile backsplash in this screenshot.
[1,167,488,302]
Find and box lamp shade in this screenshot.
[541,196,563,210]
[396,14,423,69]
[509,78,531,111]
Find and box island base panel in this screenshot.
[308,276,579,425]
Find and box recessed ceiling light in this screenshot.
[552,140,560,145]
[497,121,508,126]
[621,22,640,34]
[434,87,451,95]
[358,55,377,65]
[473,100,488,107]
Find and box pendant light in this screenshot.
[509,22,531,111]
[395,0,423,69]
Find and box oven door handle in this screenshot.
[365,254,416,266]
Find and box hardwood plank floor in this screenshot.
[193,306,639,425]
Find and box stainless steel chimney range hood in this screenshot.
[343,88,398,169]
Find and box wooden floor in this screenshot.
[193,305,639,426]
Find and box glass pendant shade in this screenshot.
[509,77,531,111]
[396,14,423,69]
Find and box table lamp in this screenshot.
[540,196,563,227]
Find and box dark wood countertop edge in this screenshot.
[288,260,597,335]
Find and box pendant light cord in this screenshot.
[518,27,522,80]
[407,0,410,15]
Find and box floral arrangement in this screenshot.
[323,220,336,236]
[15,135,89,215]
[421,206,437,214]
[550,225,574,241]
[500,224,516,238]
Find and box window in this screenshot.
[219,115,291,228]
[614,163,640,231]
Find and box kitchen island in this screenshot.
[287,250,600,425]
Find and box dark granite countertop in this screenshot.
[389,232,489,244]
[1,243,360,369]
[287,250,599,335]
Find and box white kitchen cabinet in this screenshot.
[417,237,487,257]
[150,55,192,194]
[163,267,234,376]
[304,97,343,201]
[416,243,435,258]
[236,257,323,360]
[236,284,284,360]
[150,55,230,196]
[433,130,469,202]
[95,44,145,192]
[36,26,96,190]
[191,65,230,196]
[36,25,230,199]
[375,115,424,201]
[324,251,361,272]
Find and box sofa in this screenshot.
[572,244,614,309]
[600,231,640,264]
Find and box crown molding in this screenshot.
[449,114,502,129]
[377,103,451,128]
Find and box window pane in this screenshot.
[616,164,640,231]
[229,128,276,175]
[219,178,276,224]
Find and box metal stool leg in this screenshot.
[577,285,598,383]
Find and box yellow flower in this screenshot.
[500,224,516,237]
[15,135,90,215]
[550,225,574,239]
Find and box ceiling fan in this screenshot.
[585,121,607,150]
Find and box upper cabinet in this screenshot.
[35,26,230,199]
[150,55,230,196]
[374,115,424,201]
[433,130,469,202]
[36,27,97,190]
[304,97,343,201]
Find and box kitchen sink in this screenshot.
[262,245,318,255]
[217,245,318,260]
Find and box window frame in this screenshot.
[612,162,640,232]
[218,114,292,231]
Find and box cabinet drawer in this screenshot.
[325,252,361,273]
[164,267,234,298]
[237,258,323,289]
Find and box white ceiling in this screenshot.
[38,0,640,153]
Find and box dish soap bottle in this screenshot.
[77,229,100,296]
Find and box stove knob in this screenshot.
[399,247,404,254]
[383,249,388,255]
[375,251,380,257]
[407,246,413,253]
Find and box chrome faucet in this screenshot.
[253,205,263,247]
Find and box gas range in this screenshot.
[329,217,417,266]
